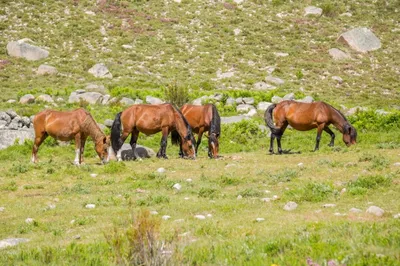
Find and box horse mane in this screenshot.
[172,104,193,139]
[82,111,105,141]
[326,103,348,122]
[210,104,221,137]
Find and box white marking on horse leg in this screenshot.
[106,146,113,162]
[74,149,80,165]
[31,154,35,163]
[117,149,122,162]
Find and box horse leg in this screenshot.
[74,133,82,165]
[157,127,168,159]
[80,136,87,164]
[129,128,140,160]
[31,132,48,163]
[324,126,335,147]
[314,124,325,151]
[276,123,288,154]
[116,131,130,162]
[269,134,275,154]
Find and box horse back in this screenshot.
[180,104,211,132]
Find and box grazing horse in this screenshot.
[265,100,357,153]
[111,103,196,160]
[32,108,110,165]
[174,103,221,158]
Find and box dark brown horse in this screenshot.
[111,104,196,160]
[174,103,221,158]
[32,108,110,164]
[265,100,357,153]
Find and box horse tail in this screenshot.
[264,104,282,136]
[210,104,221,137]
[171,130,180,145]
[111,112,122,153]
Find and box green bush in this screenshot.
[349,110,400,131]
[347,175,392,195]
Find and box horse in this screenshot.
[111,103,196,160]
[265,100,357,154]
[174,103,221,158]
[32,108,111,165]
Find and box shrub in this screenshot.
[347,175,392,195]
[163,82,190,107]
[198,187,219,199]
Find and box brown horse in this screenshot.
[174,103,221,158]
[111,103,196,160]
[32,108,110,164]
[265,100,357,153]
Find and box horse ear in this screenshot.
[344,124,350,134]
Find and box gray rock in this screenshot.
[0,121,7,129]
[271,96,283,104]
[119,97,135,106]
[0,129,34,149]
[104,119,114,128]
[366,206,384,217]
[253,81,276,90]
[68,92,103,104]
[7,99,16,104]
[243,97,255,105]
[283,93,295,101]
[0,112,11,124]
[21,117,31,127]
[298,96,314,103]
[393,162,400,167]
[349,208,362,213]
[6,110,17,119]
[135,98,144,104]
[217,71,235,79]
[192,98,203,105]
[283,201,298,211]
[107,97,119,105]
[221,115,250,124]
[97,123,106,131]
[345,106,368,116]
[265,76,285,85]
[0,238,29,249]
[101,94,110,105]
[19,94,35,104]
[225,97,235,106]
[328,48,351,61]
[338,27,381,53]
[332,76,343,84]
[146,96,164,105]
[236,104,255,113]
[235,97,243,104]
[266,66,276,75]
[257,102,272,111]
[258,125,268,133]
[88,63,112,78]
[75,89,86,94]
[322,204,336,208]
[212,93,223,101]
[119,143,156,160]
[246,109,257,117]
[304,6,322,16]
[375,109,389,115]
[7,40,49,61]
[274,52,289,57]
[85,83,106,94]
[37,64,57,75]
[36,94,54,103]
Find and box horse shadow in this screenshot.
[269,149,301,155]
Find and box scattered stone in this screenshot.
[74,235,81,240]
[272,195,280,201]
[7,39,49,61]
[122,44,133,49]
[236,104,254,113]
[69,91,103,104]
[0,207,4,212]
[217,70,235,79]
[283,93,295,101]
[334,212,346,216]
[136,188,146,193]
[0,112,11,124]
[299,96,314,103]
[338,27,381,53]
[157,167,166,173]
[186,178,192,182]
[25,218,35,224]
[85,10,96,16]
[0,238,29,249]
[242,97,255,105]
[118,143,156,160]
[349,208,362,213]
[274,52,289,57]
[271,96,283,104]
[297,162,304,167]
[85,204,96,209]
[366,206,384,217]
[207,214,212,218]
[90,173,98,178]
[233,28,241,35]
[304,6,322,16]
[246,109,257,117]
[256,218,265,222]
[284,201,297,211]
[19,94,35,104]
[150,211,158,215]
[184,197,190,200]
[101,94,110,105]
[174,219,184,223]
[36,94,54,103]
[70,220,75,225]
[173,183,182,190]
[393,162,400,167]
[88,63,112,78]
[253,81,276,90]
[261,198,271,202]
[393,214,400,219]
[104,119,114,128]
[345,106,368,116]
[235,97,243,104]
[146,96,164,105]
[225,97,235,106]
[340,12,352,17]
[328,48,351,61]
[341,188,347,194]
[119,97,135,106]
[323,204,336,208]
[266,76,285,85]
[221,115,250,124]
[332,76,343,84]
[257,102,272,111]
[37,64,57,75]
[7,99,16,104]
[162,215,171,220]
[194,215,206,220]
[237,195,242,200]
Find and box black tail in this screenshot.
[111,112,123,153]
[210,104,221,137]
[264,104,282,136]
[171,130,180,145]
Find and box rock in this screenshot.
[7,99,16,104]
[338,27,381,53]
[245,109,257,117]
[37,64,57,75]
[257,102,272,111]
[36,94,54,103]
[304,6,322,16]
[261,198,271,202]
[146,96,164,105]
[157,167,166,173]
[101,94,110,105]
[236,104,254,113]
[323,204,336,208]
[104,119,114,128]
[162,215,171,220]
[265,76,285,85]
[108,97,119,105]
[393,162,400,167]
[74,235,81,240]
[253,81,276,90]
[0,129,34,149]
[235,97,243,104]
[256,218,265,222]
[7,120,19,130]
[332,76,343,84]
[173,183,182,190]
[85,204,96,209]
[119,97,135,106]
[266,66,276,75]
[0,238,29,249]
[21,117,31,127]
[243,97,255,105]
[118,143,156,160]
[90,173,98,178]
[68,91,103,104]
[25,218,35,224]
[345,106,368,116]
[274,52,289,57]
[19,94,35,104]
[0,112,11,124]
[297,162,304,167]
[0,207,4,212]
[271,96,283,104]
[194,215,206,220]
[76,89,86,94]
[233,28,241,35]
[298,96,314,103]
[212,93,223,101]
[0,121,7,129]
[85,83,106,94]
[7,40,49,61]
[394,214,400,219]
[283,201,297,211]
[225,97,235,106]
[221,115,250,124]
[135,99,143,104]
[88,63,112,78]
[237,195,242,200]
[217,70,235,79]
[366,206,384,217]
[150,211,158,215]
[328,48,351,61]
[349,208,362,213]
[283,93,295,100]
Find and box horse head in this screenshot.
[95,135,111,164]
[343,124,357,146]
[181,133,196,159]
[207,133,219,159]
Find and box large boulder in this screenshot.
[118,143,156,160]
[88,63,113,78]
[37,64,58,75]
[146,96,164,105]
[19,94,35,104]
[338,28,381,53]
[328,48,351,60]
[0,129,34,150]
[68,91,103,104]
[36,94,54,103]
[6,39,49,61]
[0,112,11,124]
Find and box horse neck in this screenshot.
[82,115,104,143]
[173,111,188,138]
[329,106,348,133]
